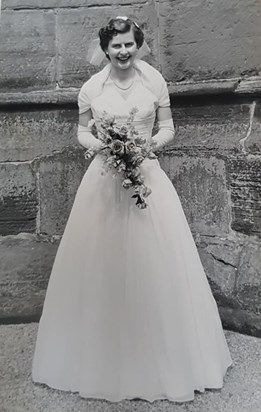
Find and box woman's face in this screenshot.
[106,29,138,70]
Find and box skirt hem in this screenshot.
[32,361,233,404]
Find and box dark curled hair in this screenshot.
[99,18,144,58]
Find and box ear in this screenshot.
[104,50,110,60]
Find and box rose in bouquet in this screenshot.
[84,107,157,209]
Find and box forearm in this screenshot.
[152,118,175,150]
[77,124,103,150]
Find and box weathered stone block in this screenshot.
[236,240,261,315]
[0,233,59,321]
[219,306,261,337]
[0,10,56,92]
[246,101,261,154]
[170,78,240,97]
[159,154,231,236]
[171,98,251,153]
[197,237,241,310]
[2,0,147,8]
[197,234,261,336]
[159,0,261,82]
[226,156,261,237]
[0,109,78,162]
[0,163,38,235]
[38,147,87,236]
[56,4,158,87]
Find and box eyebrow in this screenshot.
[111,41,135,45]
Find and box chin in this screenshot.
[116,58,135,69]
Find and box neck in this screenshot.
[110,65,135,81]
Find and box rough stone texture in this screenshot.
[236,240,261,316]
[197,237,240,301]
[0,1,261,337]
[0,163,38,235]
[0,109,78,162]
[159,0,261,82]
[170,79,240,97]
[197,234,261,337]
[0,89,79,106]
[56,3,158,88]
[0,234,59,323]
[38,147,88,236]
[220,307,261,339]
[2,0,147,8]
[0,10,56,92]
[226,156,261,238]
[171,97,251,153]
[1,325,261,411]
[0,98,260,336]
[2,0,260,92]
[236,77,261,95]
[246,100,261,154]
[1,78,261,107]
[159,154,231,237]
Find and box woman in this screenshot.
[32,17,232,403]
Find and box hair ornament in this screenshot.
[115,16,129,20]
[116,16,140,29]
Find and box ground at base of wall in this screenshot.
[0,324,260,412]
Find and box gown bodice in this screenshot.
[91,75,158,143]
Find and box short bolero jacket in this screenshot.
[78,59,170,114]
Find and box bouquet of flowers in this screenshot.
[84,107,157,209]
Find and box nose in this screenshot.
[119,45,128,54]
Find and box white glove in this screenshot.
[152,118,175,150]
[77,124,104,150]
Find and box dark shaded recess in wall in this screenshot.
[0,314,41,325]
[0,103,79,112]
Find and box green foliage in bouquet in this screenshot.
[84,108,157,209]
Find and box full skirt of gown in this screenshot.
[32,153,232,403]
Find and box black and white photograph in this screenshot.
[0,1,260,411]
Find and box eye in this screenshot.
[112,44,121,49]
[126,42,134,47]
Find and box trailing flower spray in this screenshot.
[84,107,157,209]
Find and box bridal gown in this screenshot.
[32,70,232,403]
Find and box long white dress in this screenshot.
[32,67,232,403]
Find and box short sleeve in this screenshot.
[158,75,170,108]
[78,82,91,114]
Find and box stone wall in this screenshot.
[0,0,260,336]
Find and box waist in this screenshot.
[96,116,155,138]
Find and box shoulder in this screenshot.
[134,59,168,101]
[78,64,111,101]
[134,59,166,83]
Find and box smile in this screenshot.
[117,56,130,61]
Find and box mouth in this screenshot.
[117,56,131,62]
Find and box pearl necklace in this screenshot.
[110,71,136,90]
